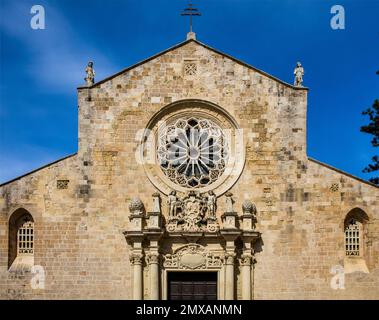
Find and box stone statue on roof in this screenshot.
[294,62,304,87]
[85,61,95,86]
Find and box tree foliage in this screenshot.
[361,72,379,184]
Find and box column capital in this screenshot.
[224,252,236,265]
[129,252,144,265]
[239,254,253,266]
[146,252,160,265]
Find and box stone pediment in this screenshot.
[78,39,305,91]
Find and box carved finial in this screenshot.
[225,192,234,213]
[294,61,304,87]
[242,200,256,215]
[128,197,144,215]
[186,31,196,40]
[84,61,95,86]
[152,192,161,213]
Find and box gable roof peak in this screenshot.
[187,31,196,40]
[78,38,308,91]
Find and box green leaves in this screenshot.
[361,73,379,184]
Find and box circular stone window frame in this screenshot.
[139,99,245,196]
[157,116,228,189]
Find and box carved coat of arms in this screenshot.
[166,191,219,233]
[163,244,223,270]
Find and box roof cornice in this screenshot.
[0,153,77,187]
[308,157,379,189]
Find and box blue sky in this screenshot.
[0,0,378,184]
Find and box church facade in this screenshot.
[1,36,378,300]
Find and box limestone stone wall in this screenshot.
[0,152,133,299]
[254,158,379,299]
[0,39,378,299]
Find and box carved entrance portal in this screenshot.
[124,191,260,300]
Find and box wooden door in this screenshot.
[168,272,217,300]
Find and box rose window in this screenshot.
[157,117,228,188]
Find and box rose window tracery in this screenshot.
[157,117,228,189]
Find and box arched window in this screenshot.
[344,208,369,258]
[8,208,34,270]
[17,217,34,255]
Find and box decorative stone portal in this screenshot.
[124,191,261,300]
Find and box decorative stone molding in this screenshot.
[151,193,161,213]
[57,180,69,190]
[221,212,238,229]
[239,254,253,266]
[163,244,223,270]
[224,252,236,265]
[129,197,144,215]
[123,189,261,301]
[225,192,234,212]
[206,216,219,233]
[242,200,256,215]
[157,117,227,189]
[128,198,145,232]
[166,191,220,233]
[183,60,198,76]
[146,193,163,230]
[241,200,257,231]
[146,253,160,265]
[221,193,240,229]
[147,212,161,230]
[139,100,245,196]
[129,253,144,265]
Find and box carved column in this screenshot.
[130,252,144,300]
[221,232,240,300]
[224,252,236,300]
[124,197,146,300]
[240,254,253,300]
[146,253,160,300]
[145,198,163,301]
[240,200,260,300]
[221,194,240,300]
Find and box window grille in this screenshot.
[184,62,197,76]
[57,179,69,189]
[345,219,360,256]
[157,117,228,189]
[17,220,34,254]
